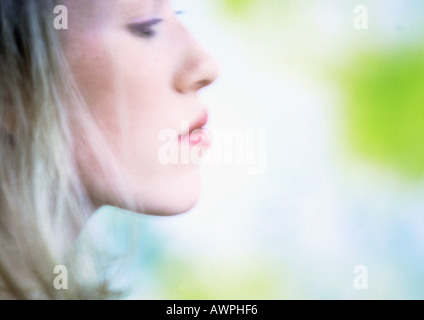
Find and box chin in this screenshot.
[129,172,203,216]
[101,192,200,216]
[143,185,202,216]
[141,198,199,216]
[130,191,200,216]
[93,167,204,216]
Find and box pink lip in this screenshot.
[178,109,210,147]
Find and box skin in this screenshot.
[62,0,219,215]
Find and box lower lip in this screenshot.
[178,128,211,148]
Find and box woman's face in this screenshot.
[63,0,218,215]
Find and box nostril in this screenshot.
[195,79,213,90]
[173,39,219,93]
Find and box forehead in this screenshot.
[116,0,161,17]
[64,0,162,22]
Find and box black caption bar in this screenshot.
[1,300,389,318]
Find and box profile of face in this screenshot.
[63,0,219,215]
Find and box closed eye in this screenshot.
[127,18,163,38]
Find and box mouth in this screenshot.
[178,109,211,147]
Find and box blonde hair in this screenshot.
[0,0,132,299]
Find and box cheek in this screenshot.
[66,32,201,214]
[66,33,118,111]
[68,33,172,133]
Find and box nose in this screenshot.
[174,32,219,94]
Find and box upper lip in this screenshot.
[179,109,209,137]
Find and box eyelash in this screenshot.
[127,18,163,38]
[127,11,185,38]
